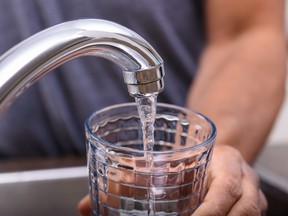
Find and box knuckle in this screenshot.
[245,164,259,179]
[210,204,227,216]
[239,202,261,216]
[224,178,242,201]
[243,164,261,186]
[223,145,242,158]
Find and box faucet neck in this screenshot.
[0,19,164,112]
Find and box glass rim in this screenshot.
[85,102,217,154]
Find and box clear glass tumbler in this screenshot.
[85,103,216,216]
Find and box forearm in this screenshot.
[187,28,286,164]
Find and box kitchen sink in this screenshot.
[0,165,88,216]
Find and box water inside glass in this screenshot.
[86,103,216,215]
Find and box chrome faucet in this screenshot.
[0,19,164,113]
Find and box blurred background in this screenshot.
[252,3,288,215]
[254,71,288,216]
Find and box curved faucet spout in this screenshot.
[0,19,164,113]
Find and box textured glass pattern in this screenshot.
[86,103,216,215]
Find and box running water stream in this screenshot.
[135,94,157,215]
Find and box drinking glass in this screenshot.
[85,103,216,216]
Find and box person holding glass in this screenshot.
[0,0,285,215]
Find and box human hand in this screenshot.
[193,145,267,216]
[77,145,267,216]
[77,194,90,216]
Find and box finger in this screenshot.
[227,162,264,216]
[259,190,268,214]
[192,146,243,216]
[77,194,91,216]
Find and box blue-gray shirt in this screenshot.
[0,0,205,158]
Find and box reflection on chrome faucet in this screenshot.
[0,19,165,113]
